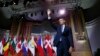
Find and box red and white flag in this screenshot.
[16,40,22,53]
[44,34,53,56]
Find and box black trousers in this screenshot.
[57,42,71,56]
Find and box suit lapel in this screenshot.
[59,25,66,33]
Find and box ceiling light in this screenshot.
[47,9,51,15]
[13,2,16,5]
[59,9,66,15]
[47,9,51,19]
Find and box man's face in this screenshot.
[59,18,65,25]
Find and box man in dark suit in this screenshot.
[48,18,74,56]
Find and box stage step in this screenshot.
[71,51,92,56]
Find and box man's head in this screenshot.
[58,18,66,25]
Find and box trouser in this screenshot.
[57,42,71,56]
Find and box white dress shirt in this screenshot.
[60,24,65,41]
[61,24,65,33]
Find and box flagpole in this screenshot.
[16,19,22,41]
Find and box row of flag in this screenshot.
[0,34,57,56]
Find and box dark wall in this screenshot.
[0,10,12,29]
[83,0,100,22]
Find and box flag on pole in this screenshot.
[52,47,57,56]
[9,39,16,56]
[0,41,3,54]
[28,36,36,56]
[13,36,17,45]
[36,36,44,56]
[22,39,28,56]
[27,48,32,56]
[3,42,9,52]
[4,30,10,43]
[12,39,16,49]
[44,35,53,56]
[51,35,57,56]
[16,40,22,53]
[3,42,10,56]
[2,38,6,46]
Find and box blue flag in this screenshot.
[22,40,28,56]
[22,44,27,56]
[37,36,43,47]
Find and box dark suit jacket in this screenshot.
[49,20,74,49]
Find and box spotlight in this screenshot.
[31,13,33,17]
[41,11,44,16]
[47,9,51,15]
[13,2,16,5]
[10,1,18,5]
[13,0,19,5]
[47,9,51,19]
[59,9,66,15]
